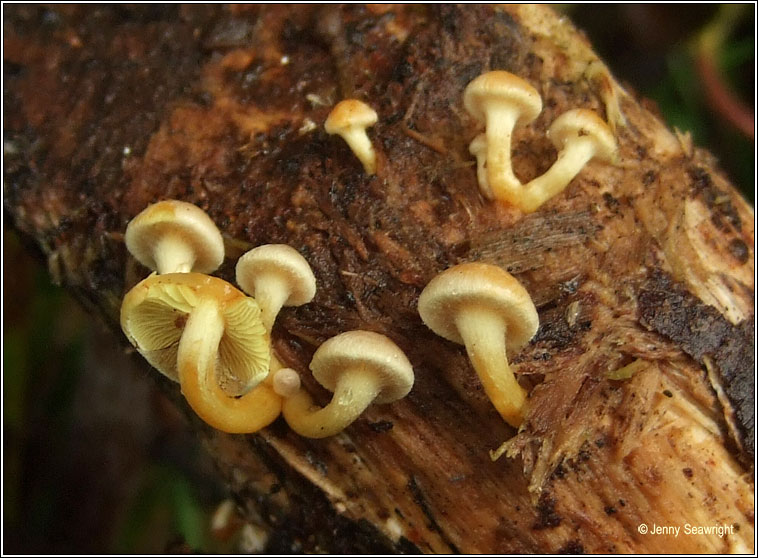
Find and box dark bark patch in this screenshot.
[558,539,585,554]
[533,491,562,529]
[638,270,754,457]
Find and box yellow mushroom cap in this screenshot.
[417,262,538,353]
[120,272,269,395]
[463,71,542,127]
[324,99,378,134]
[324,99,379,175]
[236,244,317,307]
[125,200,225,274]
[309,330,414,404]
[547,108,617,163]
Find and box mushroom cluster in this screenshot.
[121,201,286,433]
[463,70,618,213]
[418,262,538,428]
[121,200,415,438]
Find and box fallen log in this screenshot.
[4,4,753,553]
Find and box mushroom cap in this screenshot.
[418,262,538,352]
[272,367,301,398]
[324,99,378,134]
[125,200,225,274]
[120,272,269,394]
[547,108,617,162]
[236,244,316,307]
[463,71,542,125]
[309,330,414,404]
[468,133,487,157]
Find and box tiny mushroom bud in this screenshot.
[235,244,317,333]
[324,99,379,174]
[469,133,494,200]
[418,262,538,427]
[463,71,542,200]
[280,330,414,438]
[272,367,301,398]
[517,108,618,213]
[125,200,225,274]
[121,272,281,433]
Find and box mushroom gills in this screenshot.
[121,272,277,432]
[178,297,281,434]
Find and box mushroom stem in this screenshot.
[484,103,523,199]
[154,233,198,274]
[282,367,380,438]
[341,128,376,175]
[469,134,493,200]
[518,138,598,213]
[178,298,281,433]
[252,274,293,333]
[455,306,526,427]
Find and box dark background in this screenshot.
[3,4,754,553]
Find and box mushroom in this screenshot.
[125,200,225,274]
[279,330,414,438]
[272,367,301,398]
[517,108,618,213]
[324,99,379,174]
[417,262,538,427]
[468,134,493,200]
[121,272,281,433]
[235,244,317,333]
[463,71,542,200]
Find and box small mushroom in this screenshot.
[121,272,280,433]
[324,99,379,174]
[463,71,542,200]
[517,108,618,212]
[272,367,301,398]
[235,244,317,333]
[468,134,493,200]
[125,200,225,274]
[279,330,414,438]
[418,262,538,427]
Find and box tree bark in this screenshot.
[4,4,753,553]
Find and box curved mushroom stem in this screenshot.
[154,233,197,274]
[178,298,281,433]
[483,103,523,200]
[252,274,292,333]
[281,367,380,438]
[455,306,527,427]
[517,138,598,213]
[340,128,376,175]
[469,134,494,200]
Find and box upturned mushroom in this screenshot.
[235,244,317,334]
[516,108,618,212]
[277,330,414,438]
[121,272,281,433]
[324,99,379,174]
[463,71,543,200]
[418,262,538,427]
[125,199,225,274]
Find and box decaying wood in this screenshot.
[4,5,754,553]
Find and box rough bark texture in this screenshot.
[4,4,754,553]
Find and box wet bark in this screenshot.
[4,4,754,553]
